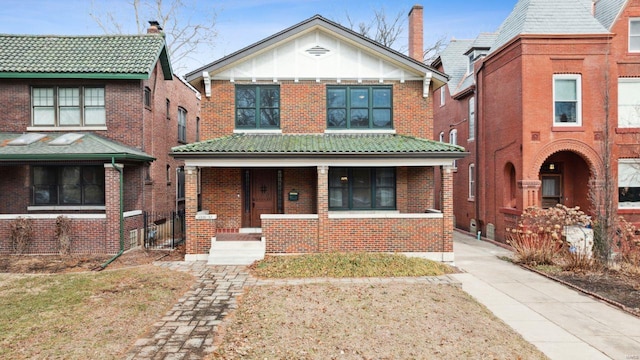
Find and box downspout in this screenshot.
[99,157,125,270]
[474,61,484,235]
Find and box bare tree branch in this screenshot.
[90,0,217,76]
[341,7,448,62]
[423,36,448,64]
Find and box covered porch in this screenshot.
[171,134,465,264]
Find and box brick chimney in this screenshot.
[147,20,163,34]
[408,5,424,61]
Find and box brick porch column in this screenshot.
[104,163,122,254]
[317,165,329,252]
[185,166,201,255]
[441,165,454,252]
[519,180,542,208]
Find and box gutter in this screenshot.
[98,157,125,270]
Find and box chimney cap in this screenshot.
[148,20,162,30]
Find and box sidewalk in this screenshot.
[452,231,640,360]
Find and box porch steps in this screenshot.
[208,237,266,265]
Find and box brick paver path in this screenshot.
[124,261,459,359]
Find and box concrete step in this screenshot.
[208,238,266,265]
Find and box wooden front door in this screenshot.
[243,169,277,228]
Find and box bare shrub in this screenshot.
[562,250,597,272]
[613,217,640,269]
[507,231,564,266]
[507,205,591,266]
[10,217,33,254]
[55,215,72,256]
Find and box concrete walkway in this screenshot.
[452,231,640,360]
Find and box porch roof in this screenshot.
[0,132,154,162]
[171,133,466,167]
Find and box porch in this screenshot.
[171,133,464,264]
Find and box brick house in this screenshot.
[172,7,466,264]
[433,0,640,243]
[0,25,200,255]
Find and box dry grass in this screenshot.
[250,252,456,278]
[0,265,194,359]
[211,283,548,359]
[212,253,547,359]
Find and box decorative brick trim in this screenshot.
[529,139,603,179]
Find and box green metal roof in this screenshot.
[0,132,154,162]
[171,133,466,158]
[0,34,172,80]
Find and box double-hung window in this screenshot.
[32,166,105,206]
[329,168,395,210]
[468,97,475,140]
[236,85,280,129]
[630,18,640,52]
[619,159,640,208]
[553,74,581,126]
[327,86,392,129]
[618,78,640,127]
[32,86,105,127]
[178,107,187,143]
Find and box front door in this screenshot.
[541,174,562,208]
[243,169,277,228]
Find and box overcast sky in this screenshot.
[0,0,515,76]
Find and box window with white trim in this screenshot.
[439,131,444,142]
[618,78,640,127]
[440,85,446,106]
[619,159,640,208]
[32,86,105,127]
[469,164,475,200]
[468,96,475,140]
[630,18,640,52]
[553,74,581,126]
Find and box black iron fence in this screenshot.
[143,210,185,250]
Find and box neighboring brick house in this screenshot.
[0,25,200,255]
[172,7,466,264]
[433,0,640,243]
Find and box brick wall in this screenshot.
[198,80,432,139]
[0,216,108,254]
[283,168,316,214]
[263,216,319,253]
[324,216,445,253]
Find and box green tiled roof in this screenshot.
[0,132,154,162]
[0,34,172,79]
[171,133,466,157]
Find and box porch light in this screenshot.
[549,163,555,170]
[340,176,348,182]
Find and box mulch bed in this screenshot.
[523,265,640,317]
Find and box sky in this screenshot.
[0,0,516,77]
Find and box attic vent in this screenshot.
[48,133,85,146]
[305,45,331,57]
[8,133,46,146]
